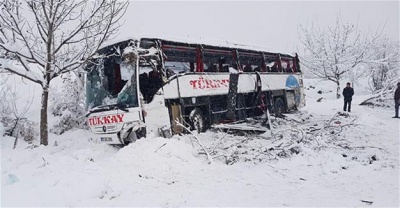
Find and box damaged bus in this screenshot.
[85,37,305,144]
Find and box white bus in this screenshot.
[85,37,305,144]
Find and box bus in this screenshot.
[85,37,305,144]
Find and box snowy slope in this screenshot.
[1,78,399,207]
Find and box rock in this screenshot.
[371,155,377,161]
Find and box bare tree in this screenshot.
[0,73,37,148]
[366,37,400,92]
[0,0,128,145]
[298,15,383,98]
[360,38,400,106]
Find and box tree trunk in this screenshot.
[40,85,49,146]
[336,80,341,99]
[13,134,18,149]
[41,17,53,146]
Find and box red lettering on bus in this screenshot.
[88,114,126,126]
[189,77,229,90]
[189,80,198,89]
[96,117,103,125]
[103,116,111,124]
[88,118,93,126]
[198,77,205,89]
[110,115,118,123]
[116,114,125,122]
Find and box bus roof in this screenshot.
[101,35,295,58]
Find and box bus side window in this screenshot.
[271,63,278,72]
[287,64,293,73]
[243,64,252,72]
[166,68,176,78]
[221,65,229,72]
[281,60,288,73]
[208,64,218,72]
[282,59,293,73]
[190,62,195,72]
[289,60,294,73]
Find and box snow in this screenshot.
[1,78,399,207]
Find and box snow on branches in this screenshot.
[49,72,86,135]
[361,38,400,106]
[0,0,128,84]
[298,14,385,99]
[0,0,128,145]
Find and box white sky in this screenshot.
[118,1,399,54]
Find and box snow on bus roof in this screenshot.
[101,36,138,49]
[101,34,295,56]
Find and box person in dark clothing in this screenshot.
[342,82,354,112]
[393,82,400,118]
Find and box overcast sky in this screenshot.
[118,1,399,54]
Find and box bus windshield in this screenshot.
[86,56,139,110]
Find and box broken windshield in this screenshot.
[86,56,139,110]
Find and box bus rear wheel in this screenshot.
[274,98,285,117]
[189,108,206,133]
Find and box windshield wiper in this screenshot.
[114,103,129,112]
[85,103,129,117]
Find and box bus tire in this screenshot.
[124,127,146,145]
[135,127,146,139]
[189,108,206,133]
[274,98,285,117]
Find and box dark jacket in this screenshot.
[395,87,400,103]
[342,87,354,101]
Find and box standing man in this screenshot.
[394,82,400,118]
[342,82,354,112]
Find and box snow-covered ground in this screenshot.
[1,79,399,207]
